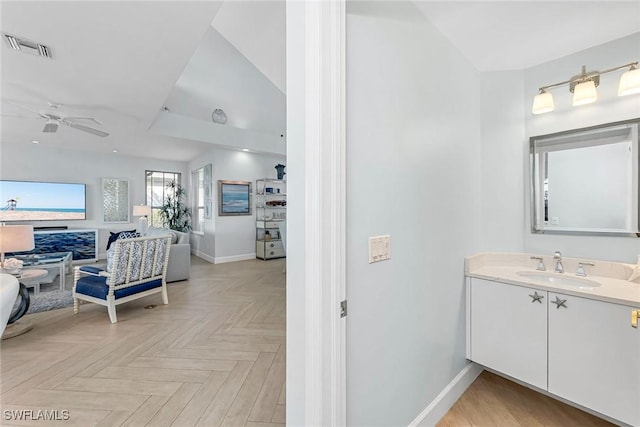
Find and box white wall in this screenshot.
[345,5,482,425]
[524,33,640,262]
[0,143,187,258]
[187,146,285,263]
[480,71,526,252]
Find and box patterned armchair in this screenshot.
[73,235,171,323]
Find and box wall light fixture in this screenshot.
[532,62,640,115]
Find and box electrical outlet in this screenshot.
[369,235,391,263]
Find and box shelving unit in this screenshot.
[255,179,286,260]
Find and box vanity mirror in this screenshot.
[530,118,639,236]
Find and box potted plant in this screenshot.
[159,180,191,232]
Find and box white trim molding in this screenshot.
[213,253,255,264]
[192,250,215,264]
[303,0,347,426]
[409,363,484,427]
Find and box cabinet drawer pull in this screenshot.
[633,310,639,328]
[551,296,567,309]
[529,292,544,303]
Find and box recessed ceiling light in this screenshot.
[242,148,250,152]
[112,149,119,153]
[31,140,39,144]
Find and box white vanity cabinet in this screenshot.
[469,276,640,426]
[469,278,548,390]
[548,292,640,426]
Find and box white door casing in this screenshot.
[286,1,347,426]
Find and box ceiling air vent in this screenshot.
[3,33,53,59]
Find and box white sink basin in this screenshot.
[516,271,601,288]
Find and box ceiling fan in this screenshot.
[3,101,110,137]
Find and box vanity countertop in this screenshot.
[466,253,640,306]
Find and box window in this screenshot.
[145,170,181,227]
[192,168,205,233]
[191,164,212,233]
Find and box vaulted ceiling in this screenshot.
[0,1,287,161]
[0,1,225,161]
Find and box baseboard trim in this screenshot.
[193,250,215,263]
[214,253,256,264]
[409,362,483,427]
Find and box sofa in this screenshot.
[145,227,191,282]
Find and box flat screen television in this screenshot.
[0,180,86,222]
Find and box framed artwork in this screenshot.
[102,178,130,223]
[218,180,252,216]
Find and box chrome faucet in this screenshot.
[530,256,546,271]
[554,251,564,274]
[576,262,595,277]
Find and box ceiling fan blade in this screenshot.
[4,100,44,117]
[63,117,103,126]
[43,121,59,133]
[68,123,109,137]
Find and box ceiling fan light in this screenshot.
[532,90,555,114]
[618,66,640,96]
[572,80,598,106]
[212,108,227,124]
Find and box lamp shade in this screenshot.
[0,225,35,253]
[133,205,151,217]
[618,67,640,96]
[532,91,555,114]
[572,80,598,106]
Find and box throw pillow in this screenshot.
[106,229,136,250]
[106,231,141,272]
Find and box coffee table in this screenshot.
[13,252,73,292]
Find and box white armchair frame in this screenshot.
[73,235,171,323]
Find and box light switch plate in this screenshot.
[369,235,391,263]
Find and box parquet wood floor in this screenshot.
[0,257,286,427]
[438,371,615,427]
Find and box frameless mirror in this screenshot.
[530,119,639,237]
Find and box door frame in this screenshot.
[286,1,347,425]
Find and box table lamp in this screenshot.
[133,205,152,235]
[0,225,35,270]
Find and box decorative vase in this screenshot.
[275,164,286,180]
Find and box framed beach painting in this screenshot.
[218,180,252,216]
[102,178,130,223]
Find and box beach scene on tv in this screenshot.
[0,180,86,221]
